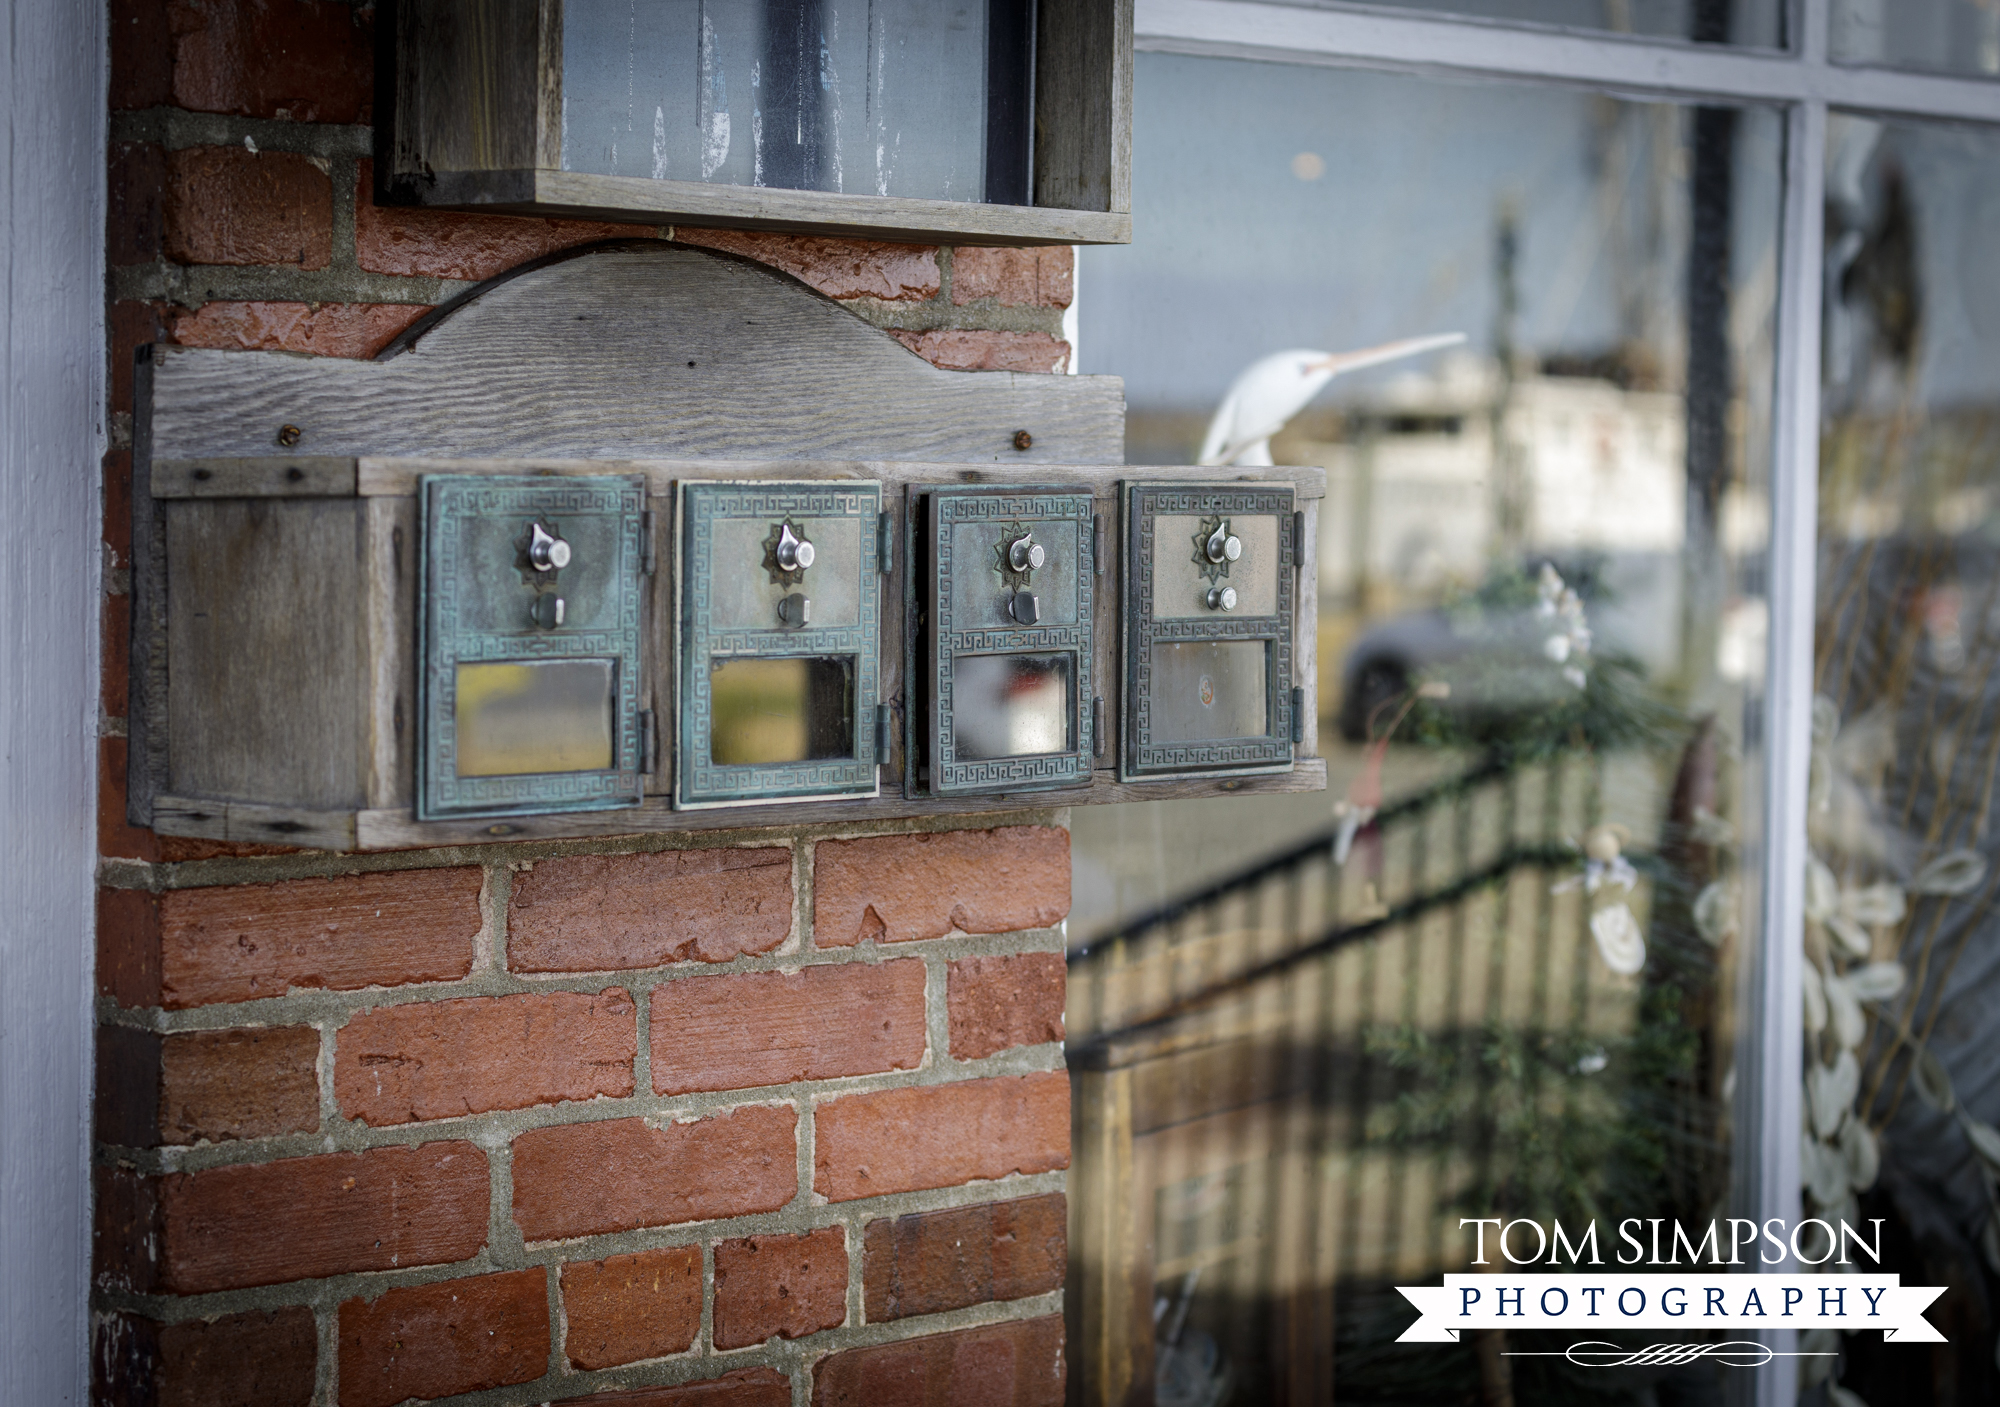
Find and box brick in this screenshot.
[161,1025,321,1144]
[95,1306,319,1407]
[890,330,1070,374]
[158,868,482,1009]
[337,989,635,1125]
[109,142,168,265]
[815,1074,1069,1203]
[812,1316,1065,1407]
[97,1024,163,1148]
[947,953,1066,1060]
[712,1228,848,1349]
[560,1245,702,1370]
[100,735,162,863]
[951,247,1074,308]
[675,229,939,301]
[650,961,926,1096]
[169,301,430,360]
[338,1269,549,1407]
[110,301,170,416]
[111,0,174,109]
[554,1369,792,1407]
[168,0,375,124]
[104,592,132,718]
[863,1194,1065,1323]
[99,886,163,1008]
[509,847,792,972]
[158,1140,488,1293]
[813,827,1069,947]
[356,160,656,280]
[164,147,331,269]
[512,1107,796,1242]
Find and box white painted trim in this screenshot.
[1064,247,1082,374]
[1,1,106,1402]
[1135,0,2000,120]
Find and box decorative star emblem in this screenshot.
[1193,514,1233,584]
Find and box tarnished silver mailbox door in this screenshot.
[1121,482,1297,781]
[676,480,883,808]
[418,474,649,820]
[917,485,1095,795]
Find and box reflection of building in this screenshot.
[1269,352,1763,685]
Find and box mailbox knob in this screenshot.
[1008,534,1045,573]
[1206,585,1237,612]
[778,593,811,627]
[774,522,815,573]
[1205,522,1242,565]
[529,522,572,572]
[529,593,566,628]
[1009,591,1041,626]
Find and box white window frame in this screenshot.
[1131,2,2000,1399]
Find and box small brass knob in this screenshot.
[1206,585,1237,612]
[529,593,566,628]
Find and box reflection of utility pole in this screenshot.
[1681,93,1737,708]
[1489,200,1527,560]
[1349,416,1379,613]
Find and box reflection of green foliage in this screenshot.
[1364,1022,1622,1231]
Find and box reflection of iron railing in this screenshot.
[1066,751,1625,1407]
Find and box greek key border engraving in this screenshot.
[678,481,881,806]
[419,475,646,819]
[1124,482,1296,780]
[929,488,1094,794]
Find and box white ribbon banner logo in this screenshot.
[1397,1274,1945,1345]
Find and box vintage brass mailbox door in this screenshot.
[419,474,649,820]
[918,485,1095,794]
[1121,482,1297,781]
[677,480,884,808]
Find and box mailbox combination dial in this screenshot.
[528,521,572,571]
[1008,532,1045,573]
[1205,521,1243,565]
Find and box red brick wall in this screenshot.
[95,5,1075,1403]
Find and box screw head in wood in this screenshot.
[1013,430,1033,451]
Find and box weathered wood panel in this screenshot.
[384,0,544,184]
[147,244,1127,466]
[1035,0,1135,216]
[164,500,368,810]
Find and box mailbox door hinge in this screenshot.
[1290,688,1306,745]
[640,707,658,775]
[641,511,658,576]
[1291,510,1305,569]
[1092,695,1105,757]
[877,510,894,575]
[1093,513,1105,574]
[875,703,892,761]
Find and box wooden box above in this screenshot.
[380,0,1133,247]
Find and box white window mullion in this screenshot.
[1744,89,1827,1407]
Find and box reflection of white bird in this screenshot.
[1196,332,1468,467]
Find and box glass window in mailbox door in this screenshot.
[1069,56,1782,1403]
[1814,117,2000,1407]
[562,0,1033,204]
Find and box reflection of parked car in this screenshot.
[1337,559,1609,742]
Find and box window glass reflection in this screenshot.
[1815,116,2000,1405]
[455,660,616,777]
[709,655,855,765]
[953,652,1074,759]
[1832,0,2000,78]
[1320,0,1782,47]
[1070,55,1780,1402]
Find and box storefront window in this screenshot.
[1352,0,1784,47]
[1812,115,2000,1403]
[1070,52,1782,1402]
